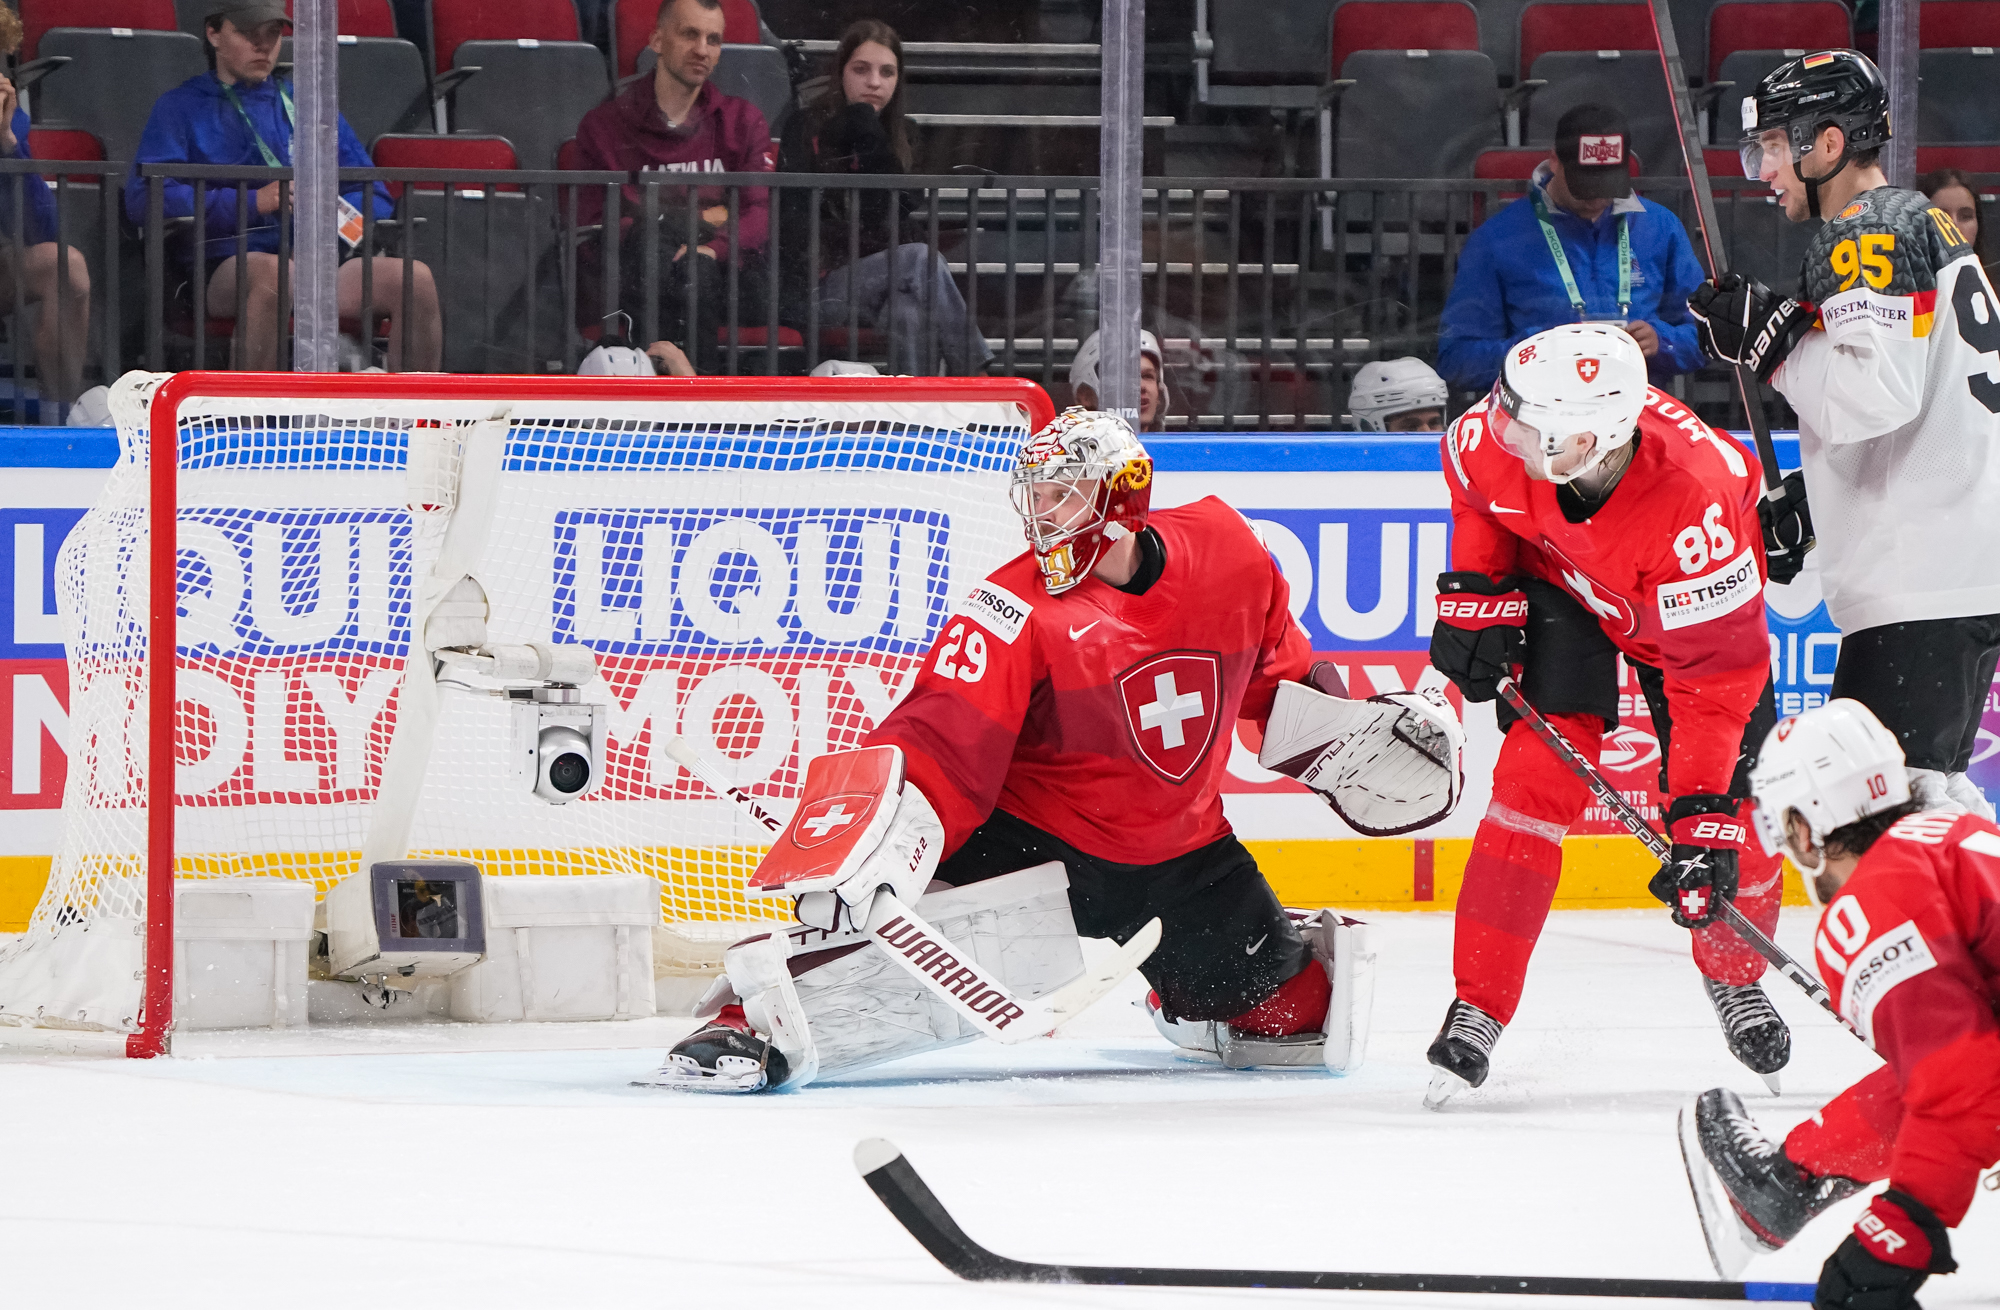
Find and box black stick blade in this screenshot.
[853,1139,1816,1301]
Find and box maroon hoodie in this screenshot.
[571,77,774,257]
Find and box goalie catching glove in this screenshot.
[747,745,944,932]
[1258,665,1465,834]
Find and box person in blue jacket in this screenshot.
[1438,103,1707,394]
[124,0,440,370]
[0,5,92,414]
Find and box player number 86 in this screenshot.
[1673,502,1736,575]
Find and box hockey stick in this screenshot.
[854,1138,1816,1300]
[1643,0,1809,569]
[659,735,1161,1044]
[1495,678,1862,1043]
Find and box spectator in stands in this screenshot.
[572,0,774,375]
[0,6,91,413]
[1437,104,1706,393]
[1920,168,1996,281]
[1347,358,1448,432]
[775,21,991,376]
[1070,327,1168,430]
[124,1,443,371]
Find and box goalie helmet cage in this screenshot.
[0,371,1051,1057]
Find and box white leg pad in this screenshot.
[1301,909,1375,1074]
[731,862,1084,1089]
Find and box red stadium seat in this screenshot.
[1916,145,2000,176]
[1921,1,2000,47]
[340,0,399,38]
[1517,2,1655,80]
[1704,146,1748,177]
[372,133,521,195]
[21,0,176,59]
[28,128,108,162]
[721,0,762,44]
[1328,1,1480,78]
[1705,2,1852,82]
[428,0,580,73]
[1472,147,1547,180]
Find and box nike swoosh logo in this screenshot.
[1245,933,1268,956]
[1068,620,1102,641]
[1489,501,1526,515]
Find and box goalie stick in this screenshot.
[1643,0,1807,571]
[658,735,1160,1044]
[854,1138,1816,1300]
[1494,678,1864,1045]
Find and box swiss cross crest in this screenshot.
[1117,650,1223,783]
[1539,537,1639,637]
[1576,358,1601,382]
[790,793,879,849]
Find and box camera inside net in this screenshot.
[510,687,607,804]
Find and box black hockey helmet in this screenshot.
[1741,49,1892,217]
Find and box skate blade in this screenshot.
[630,1056,769,1093]
[1676,1100,1762,1279]
[1760,1071,1783,1096]
[1423,1067,1469,1110]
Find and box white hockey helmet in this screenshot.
[1349,357,1448,431]
[1071,328,1170,426]
[1009,407,1152,594]
[1748,698,1909,898]
[1488,322,1648,483]
[577,340,657,377]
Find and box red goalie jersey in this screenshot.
[1443,389,1772,796]
[866,496,1315,864]
[1802,810,2000,1227]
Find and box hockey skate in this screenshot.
[1703,978,1790,1091]
[636,1014,791,1093]
[1423,998,1503,1109]
[1677,1087,1862,1278]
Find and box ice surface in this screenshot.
[2,908,1993,1308]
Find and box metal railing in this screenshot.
[5,162,1991,429]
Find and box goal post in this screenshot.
[0,371,1051,1056]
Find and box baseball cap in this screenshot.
[1554,104,1634,201]
[206,1,293,27]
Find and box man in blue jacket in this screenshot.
[1438,104,1706,394]
[125,0,441,370]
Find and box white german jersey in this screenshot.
[1773,186,2000,632]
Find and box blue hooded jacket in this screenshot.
[2,109,58,247]
[123,71,391,262]
[1437,162,1708,393]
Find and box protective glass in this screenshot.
[1487,381,1596,476]
[1737,127,1797,184]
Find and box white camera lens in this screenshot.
[535,726,593,802]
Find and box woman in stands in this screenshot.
[1920,168,1997,282]
[776,20,992,376]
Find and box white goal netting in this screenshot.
[0,372,1038,1036]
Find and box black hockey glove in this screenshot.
[1759,469,1815,585]
[1689,274,1814,383]
[1648,794,1746,930]
[1815,1190,1957,1310]
[1429,572,1526,703]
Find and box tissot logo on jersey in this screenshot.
[1657,547,1761,631]
[1836,918,1939,1043]
[955,580,1033,645]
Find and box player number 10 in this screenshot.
[933,620,989,683]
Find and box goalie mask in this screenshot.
[1009,407,1152,594]
[1488,323,1647,484]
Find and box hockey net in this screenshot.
[0,372,1047,1052]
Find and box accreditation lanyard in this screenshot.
[223,81,294,168]
[1533,187,1631,320]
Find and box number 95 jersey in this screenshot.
[1774,186,2000,633]
[1442,390,1771,796]
[865,496,1315,866]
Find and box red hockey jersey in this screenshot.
[866,496,1314,865]
[1442,389,1770,796]
[1812,810,2000,1226]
